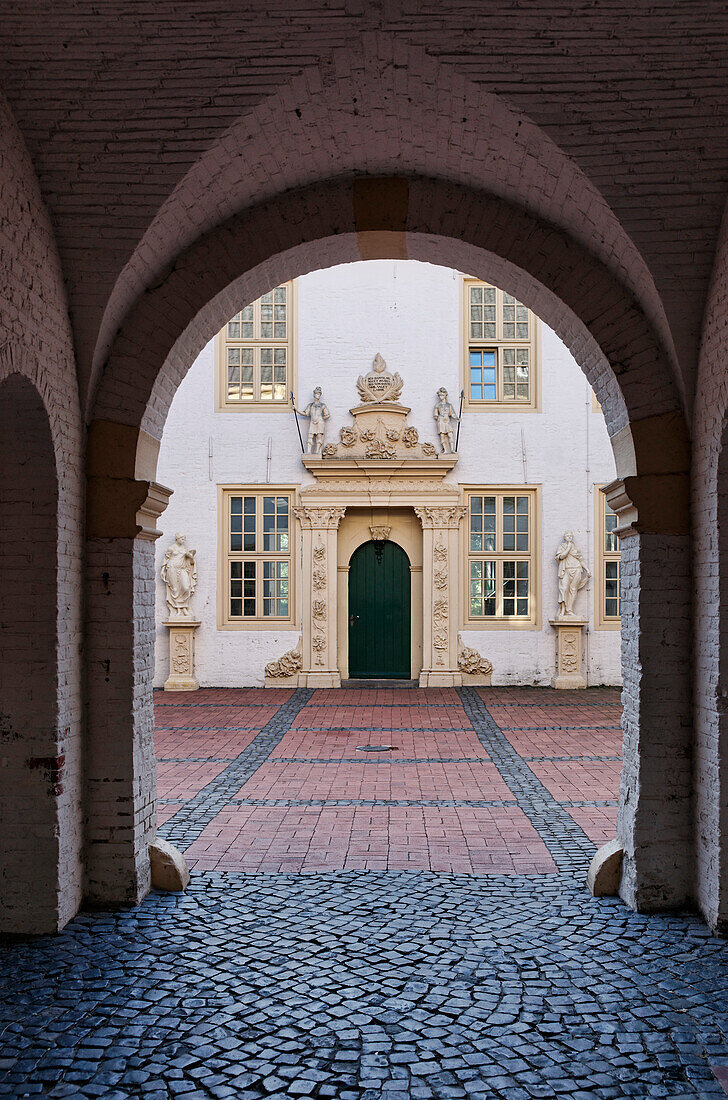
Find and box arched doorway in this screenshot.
[348,540,411,680]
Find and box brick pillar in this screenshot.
[606,479,693,911]
[85,421,171,906]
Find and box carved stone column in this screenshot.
[415,505,467,687]
[295,505,346,688]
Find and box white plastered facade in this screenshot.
[153,260,620,687]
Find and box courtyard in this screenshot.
[3,687,728,1099]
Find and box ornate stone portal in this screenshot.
[288,356,467,687]
[161,533,201,691]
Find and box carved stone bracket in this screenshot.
[369,525,391,541]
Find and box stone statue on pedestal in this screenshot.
[433,388,459,454]
[161,533,198,619]
[555,531,591,618]
[303,387,330,454]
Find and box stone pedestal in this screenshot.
[163,619,201,691]
[549,618,588,689]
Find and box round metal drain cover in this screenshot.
[356,745,396,752]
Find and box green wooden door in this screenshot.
[348,540,411,679]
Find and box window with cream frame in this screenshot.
[462,487,540,628]
[595,486,621,628]
[461,278,540,411]
[215,281,297,411]
[218,487,298,628]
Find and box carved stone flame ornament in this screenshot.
[457,635,493,685]
[356,352,404,404]
[265,637,303,679]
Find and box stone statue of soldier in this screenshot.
[433,387,459,454]
[303,387,330,454]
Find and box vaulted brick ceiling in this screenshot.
[1,2,726,407]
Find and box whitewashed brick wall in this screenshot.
[153,260,620,688]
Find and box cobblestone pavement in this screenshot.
[3,686,728,1099]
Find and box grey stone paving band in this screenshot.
[458,686,597,871]
[227,797,519,807]
[158,687,313,851]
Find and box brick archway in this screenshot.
[85,174,692,918]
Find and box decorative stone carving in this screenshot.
[555,531,591,618]
[356,352,404,404]
[294,505,346,529]
[415,506,468,530]
[312,599,327,624]
[296,356,447,463]
[369,525,391,541]
[312,634,326,665]
[163,619,201,691]
[550,618,588,689]
[365,437,396,459]
[434,542,447,560]
[303,387,330,454]
[457,636,493,679]
[161,533,197,619]
[313,544,326,563]
[434,388,460,454]
[265,637,303,679]
[312,569,327,589]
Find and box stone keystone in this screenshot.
[150,838,190,892]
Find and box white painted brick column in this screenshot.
[84,536,158,906]
[607,481,693,911]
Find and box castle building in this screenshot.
[153,260,620,688]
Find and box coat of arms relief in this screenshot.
[319,353,440,460]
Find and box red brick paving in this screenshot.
[565,806,618,846]
[234,761,514,802]
[503,727,622,758]
[271,727,489,760]
[155,728,258,760]
[487,704,621,729]
[478,687,621,706]
[154,688,293,706]
[157,760,230,799]
[153,686,623,874]
[292,705,471,730]
[311,688,462,706]
[156,803,182,828]
[155,705,279,729]
[527,759,623,802]
[184,804,556,874]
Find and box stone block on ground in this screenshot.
[150,838,190,892]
